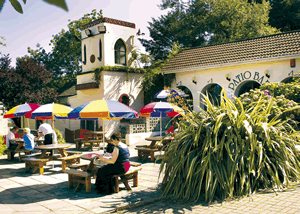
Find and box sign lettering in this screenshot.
[227,71,268,90]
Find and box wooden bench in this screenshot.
[64,165,142,194]
[57,154,81,171]
[135,147,160,162]
[68,161,141,171]
[112,166,142,193]
[74,138,84,150]
[15,149,40,162]
[23,157,49,175]
[64,169,93,193]
[5,149,37,162]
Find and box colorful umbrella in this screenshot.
[68,99,139,151]
[140,102,183,136]
[4,103,40,119]
[31,103,73,120]
[68,100,139,120]
[154,88,185,99]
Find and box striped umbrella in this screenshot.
[4,103,40,119]
[31,103,73,120]
[68,100,139,151]
[154,88,185,99]
[140,101,184,136]
[4,103,41,129]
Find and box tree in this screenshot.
[269,0,300,32]
[0,0,68,14]
[0,55,56,110]
[248,0,300,32]
[140,0,279,61]
[27,9,103,90]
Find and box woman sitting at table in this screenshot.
[93,133,130,194]
[23,128,35,151]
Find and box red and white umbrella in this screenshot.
[4,103,40,119]
[140,101,183,136]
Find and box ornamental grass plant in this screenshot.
[159,90,300,202]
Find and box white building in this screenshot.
[57,17,144,137]
[162,31,300,110]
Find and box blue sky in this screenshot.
[0,0,165,66]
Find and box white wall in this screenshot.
[171,57,300,111]
[81,22,136,72]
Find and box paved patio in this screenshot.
[0,142,300,213]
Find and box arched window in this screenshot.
[114,39,126,65]
[119,94,130,106]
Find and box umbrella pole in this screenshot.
[103,120,105,154]
[160,113,162,137]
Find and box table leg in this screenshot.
[58,148,68,157]
[40,150,48,158]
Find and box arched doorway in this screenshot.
[200,84,222,110]
[236,80,261,97]
[281,76,299,83]
[177,86,193,111]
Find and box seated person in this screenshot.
[23,128,35,151]
[6,126,20,150]
[93,133,130,194]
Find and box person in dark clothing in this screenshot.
[94,133,130,194]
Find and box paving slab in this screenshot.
[0,143,300,213]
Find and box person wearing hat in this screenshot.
[23,128,35,151]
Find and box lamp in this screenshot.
[192,77,197,84]
[136,28,145,36]
[98,26,106,34]
[225,74,231,81]
[264,70,270,78]
[85,29,93,37]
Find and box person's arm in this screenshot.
[98,147,119,164]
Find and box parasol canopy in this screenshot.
[154,88,185,99]
[68,100,139,120]
[31,103,73,120]
[4,103,40,119]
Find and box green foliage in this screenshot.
[0,136,7,156]
[142,43,181,104]
[238,88,300,128]
[27,9,103,91]
[0,0,67,14]
[0,55,57,110]
[260,81,300,104]
[159,90,300,202]
[55,129,65,144]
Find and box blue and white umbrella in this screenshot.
[154,88,185,99]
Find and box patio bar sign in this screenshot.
[228,71,270,90]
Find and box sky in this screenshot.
[0,0,166,66]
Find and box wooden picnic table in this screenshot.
[35,143,72,159]
[135,136,173,161]
[33,143,81,171]
[82,131,106,140]
[15,139,44,148]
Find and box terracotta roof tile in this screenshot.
[162,30,300,72]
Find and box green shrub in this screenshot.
[238,88,300,130]
[55,129,65,144]
[159,90,300,202]
[0,136,7,156]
